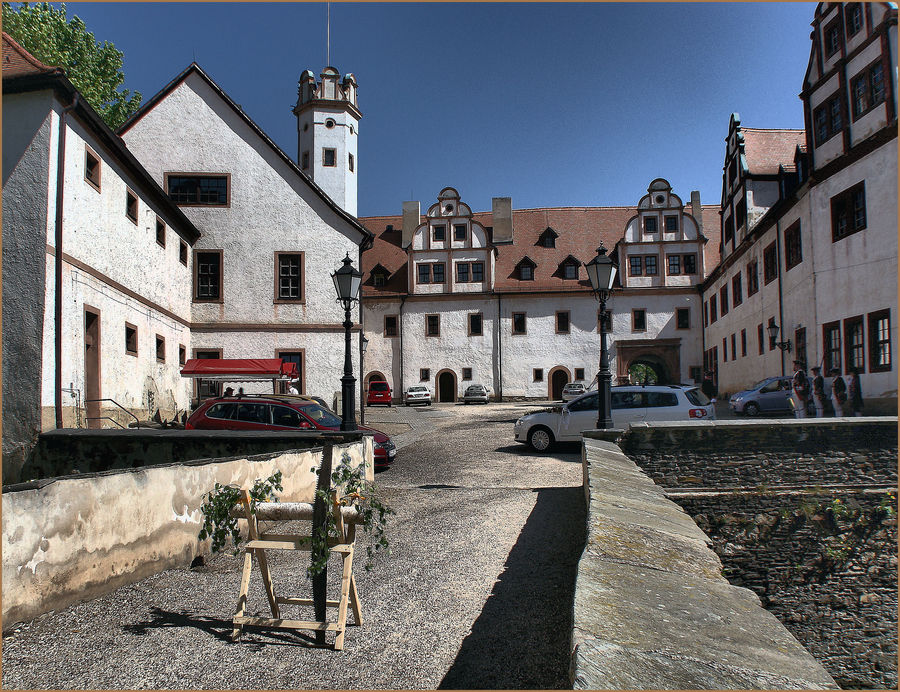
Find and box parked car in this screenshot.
[366,381,392,407]
[729,377,793,416]
[561,383,586,401]
[404,385,432,406]
[462,384,490,404]
[514,385,715,452]
[185,395,396,466]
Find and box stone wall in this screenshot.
[676,489,897,690]
[618,418,898,690]
[571,434,837,690]
[17,428,369,485]
[2,435,372,630]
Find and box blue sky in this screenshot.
[61,2,815,216]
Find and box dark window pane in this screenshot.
[168,175,228,205]
[472,262,484,282]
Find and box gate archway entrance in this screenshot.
[615,339,681,385]
[436,370,457,403]
[548,366,571,400]
[365,371,387,389]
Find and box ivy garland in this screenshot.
[308,453,393,578]
[198,471,283,555]
[197,456,393,579]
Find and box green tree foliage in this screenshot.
[3,2,141,128]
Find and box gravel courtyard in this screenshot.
[2,402,586,689]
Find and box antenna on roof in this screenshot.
[326,1,331,67]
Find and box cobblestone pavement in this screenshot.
[2,402,585,690]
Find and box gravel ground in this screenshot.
[2,402,585,690]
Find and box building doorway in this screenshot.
[84,307,101,428]
[616,339,681,386]
[548,366,571,400]
[436,370,457,403]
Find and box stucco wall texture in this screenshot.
[1,439,370,630]
[2,91,53,474]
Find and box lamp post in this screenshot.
[332,253,362,431]
[584,244,618,429]
[359,335,369,425]
[767,321,793,352]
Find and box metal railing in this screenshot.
[84,398,141,428]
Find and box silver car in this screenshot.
[404,385,432,406]
[463,384,490,404]
[514,385,715,451]
[561,383,586,401]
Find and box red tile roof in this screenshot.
[2,32,62,78]
[360,204,721,297]
[741,128,806,175]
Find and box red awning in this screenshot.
[180,358,299,381]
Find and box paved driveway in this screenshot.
[2,403,585,690]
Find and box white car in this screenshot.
[404,385,432,406]
[561,383,587,401]
[463,383,490,404]
[514,385,715,451]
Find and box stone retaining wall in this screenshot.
[571,434,837,690]
[2,436,371,630]
[617,418,898,690]
[675,489,897,690]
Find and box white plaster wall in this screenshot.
[361,298,404,391]
[299,105,358,216]
[811,143,898,400]
[746,180,780,231]
[122,73,364,396]
[809,74,845,170]
[400,297,498,396]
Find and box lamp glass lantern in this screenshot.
[332,253,363,308]
[585,246,618,297]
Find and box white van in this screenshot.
[513,385,715,451]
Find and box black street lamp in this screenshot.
[359,335,369,425]
[766,321,793,352]
[332,253,363,431]
[584,244,618,429]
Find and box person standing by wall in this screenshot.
[810,366,826,418]
[830,369,847,417]
[847,369,864,416]
[791,360,810,418]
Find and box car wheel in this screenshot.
[528,426,554,452]
[744,402,760,416]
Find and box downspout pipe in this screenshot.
[775,217,787,377]
[55,94,78,428]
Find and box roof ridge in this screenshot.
[2,31,64,75]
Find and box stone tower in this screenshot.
[294,67,362,216]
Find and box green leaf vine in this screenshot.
[197,471,283,555]
[308,453,393,578]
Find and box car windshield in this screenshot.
[370,382,389,391]
[684,388,710,406]
[750,378,775,390]
[409,387,427,392]
[300,404,342,428]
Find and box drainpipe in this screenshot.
[775,217,787,377]
[54,94,78,428]
[496,293,503,400]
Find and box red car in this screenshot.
[185,395,396,466]
[366,381,392,407]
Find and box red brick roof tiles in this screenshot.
[2,32,62,78]
[741,128,806,175]
[361,203,722,297]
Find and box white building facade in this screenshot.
[2,35,201,481]
[119,64,373,402]
[360,182,719,402]
[702,2,897,412]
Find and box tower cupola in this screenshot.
[294,67,362,216]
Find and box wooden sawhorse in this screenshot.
[230,492,363,650]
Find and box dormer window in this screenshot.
[516,257,536,281]
[559,255,580,280]
[373,273,386,288]
[538,227,558,248]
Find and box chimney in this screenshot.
[690,190,703,236]
[401,201,420,249]
[491,197,513,243]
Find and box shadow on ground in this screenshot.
[438,485,586,689]
[494,443,583,460]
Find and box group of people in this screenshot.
[791,359,863,418]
